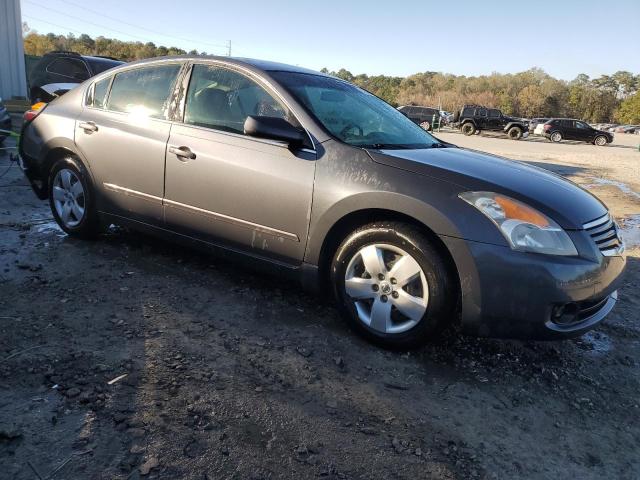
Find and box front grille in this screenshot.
[583,213,623,256]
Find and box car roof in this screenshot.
[119,55,328,77]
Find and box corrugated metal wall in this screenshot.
[0,0,28,99]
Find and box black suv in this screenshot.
[397,105,441,131]
[454,105,529,140]
[29,51,124,102]
[542,119,613,146]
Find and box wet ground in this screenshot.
[1,132,639,479]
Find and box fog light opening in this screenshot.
[551,303,579,325]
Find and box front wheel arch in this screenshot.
[315,209,460,308]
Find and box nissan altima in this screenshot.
[19,56,626,348]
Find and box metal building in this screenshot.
[0,0,27,99]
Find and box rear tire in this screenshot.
[507,126,523,140]
[594,135,607,146]
[330,221,455,349]
[550,131,563,143]
[461,122,476,136]
[48,156,101,239]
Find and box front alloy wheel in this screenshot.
[594,135,607,146]
[344,243,428,334]
[331,222,454,349]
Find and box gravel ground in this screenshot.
[1,130,639,480]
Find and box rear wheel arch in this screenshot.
[41,146,96,191]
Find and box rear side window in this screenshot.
[184,64,290,134]
[86,77,111,108]
[560,120,573,128]
[478,108,487,117]
[462,107,475,117]
[47,57,90,80]
[106,64,181,119]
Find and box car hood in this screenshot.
[368,146,607,229]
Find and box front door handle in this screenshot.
[79,121,98,133]
[168,145,196,160]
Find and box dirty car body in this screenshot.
[19,56,626,346]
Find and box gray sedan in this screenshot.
[19,56,626,348]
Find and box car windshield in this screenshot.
[271,72,441,149]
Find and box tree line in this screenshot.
[322,68,640,123]
[22,30,640,123]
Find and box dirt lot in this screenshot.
[1,129,639,480]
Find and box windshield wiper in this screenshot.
[429,142,449,148]
[366,143,413,150]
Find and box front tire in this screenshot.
[461,122,476,136]
[594,135,607,146]
[330,222,455,349]
[507,126,523,140]
[49,157,101,238]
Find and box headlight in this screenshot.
[459,192,577,256]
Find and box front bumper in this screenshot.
[442,236,626,340]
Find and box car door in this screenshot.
[476,108,488,129]
[163,63,316,263]
[74,62,183,224]
[486,109,501,130]
[574,121,593,141]
[559,119,575,139]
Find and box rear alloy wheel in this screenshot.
[550,131,562,143]
[419,121,431,131]
[461,123,476,136]
[331,222,454,349]
[594,135,607,146]
[507,126,523,140]
[49,157,100,238]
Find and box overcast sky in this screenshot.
[20,0,640,79]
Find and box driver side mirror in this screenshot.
[244,116,305,146]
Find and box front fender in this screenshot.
[304,190,464,266]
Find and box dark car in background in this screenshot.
[397,105,441,131]
[453,105,529,139]
[29,51,124,102]
[18,56,626,348]
[542,119,613,145]
[0,96,11,143]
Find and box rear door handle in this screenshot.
[79,121,98,133]
[168,145,196,160]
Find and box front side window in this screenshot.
[273,72,440,149]
[106,64,181,119]
[575,121,589,129]
[488,109,500,118]
[184,64,290,134]
[47,58,89,80]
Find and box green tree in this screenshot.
[615,92,640,123]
